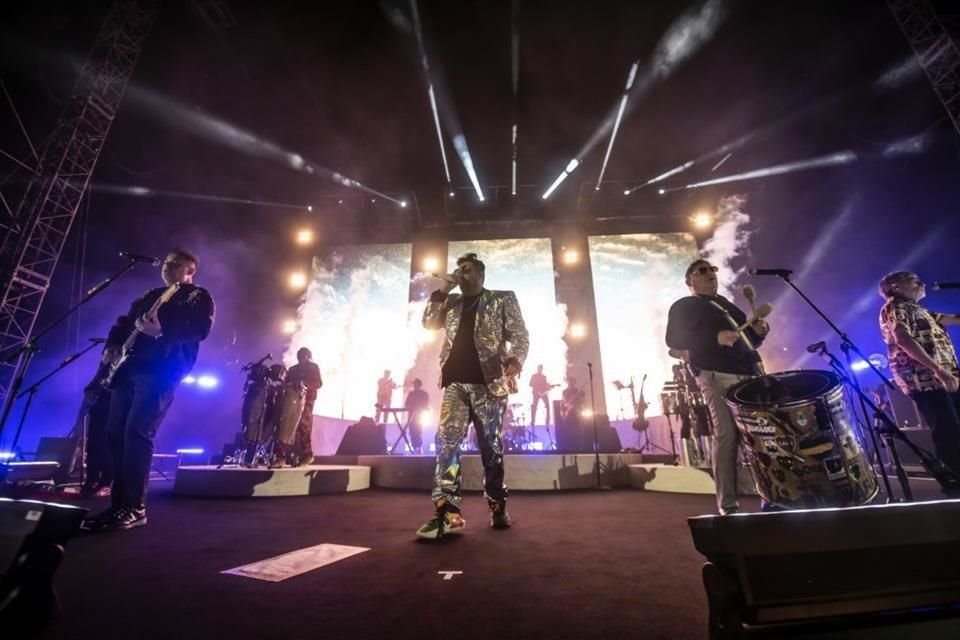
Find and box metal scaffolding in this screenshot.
[0,0,160,431]
[888,0,960,139]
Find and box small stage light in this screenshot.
[176,448,205,455]
[196,375,219,388]
[307,205,312,212]
[658,188,666,195]
[371,198,376,203]
[400,200,408,208]
[295,229,314,245]
[449,191,455,197]
[562,249,580,265]
[182,375,197,384]
[282,319,298,334]
[0,452,16,461]
[691,211,713,229]
[338,199,344,205]
[580,409,593,418]
[422,256,440,272]
[850,360,870,372]
[569,323,587,338]
[623,190,630,195]
[288,272,308,289]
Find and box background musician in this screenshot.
[375,369,399,423]
[284,347,323,466]
[83,248,215,533]
[529,364,554,425]
[878,271,960,480]
[665,259,769,515]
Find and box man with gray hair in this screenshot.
[878,271,960,478]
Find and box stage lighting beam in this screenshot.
[596,61,639,190]
[542,158,580,200]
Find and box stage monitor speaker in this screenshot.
[336,417,386,455]
[35,437,77,484]
[555,413,621,453]
[689,500,960,637]
[0,498,87,626]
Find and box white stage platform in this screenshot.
[628,463,759,496]
[332,453,657,490]
[173,464,370,498]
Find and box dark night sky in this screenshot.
[1,0,959,454]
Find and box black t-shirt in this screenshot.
[441,295,487,386]
[665,294,764,375]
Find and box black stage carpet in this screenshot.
[30,479,950,640]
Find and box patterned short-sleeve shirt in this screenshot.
[879,298,959,395]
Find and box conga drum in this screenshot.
[274,382,306,445]
[725,370,878,509]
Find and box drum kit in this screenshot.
[222,354,306,468]
[661,363,713,468]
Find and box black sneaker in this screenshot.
[489,501,511,529]
[88,507,147,533]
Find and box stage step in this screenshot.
[173,464,370,498]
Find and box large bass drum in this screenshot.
[725,370,878,510]
[274,382,306,445]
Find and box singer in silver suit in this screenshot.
[665,259,769,515]
[415,253,529,539]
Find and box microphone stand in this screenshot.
[773,274,960,498]
[0,259,142,447]
[838,342,898,502]
[586,363,610,490]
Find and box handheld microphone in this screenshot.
[749,268,793,277]
[119,251,162,266]
[931,282,960,290]
[806,341,826,354]
[429,272,459,284]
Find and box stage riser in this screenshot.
[173,465,370,497]
[352,453,648,490]
[629,464,759,496]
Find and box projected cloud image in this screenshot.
[589,233,700,418]
[285,244,428,420]
[447,239,568,420]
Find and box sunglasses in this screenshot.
[691,265,719,275]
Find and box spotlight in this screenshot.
[338,199,344,205]
[371,198,376,203]
[307,205,312,212]
[176,448,205,455]
[623,190,630,195]
[196,375,219,389]
[580,408,593,418]
[282,319,298,334]
[295,229,314,245]
[691,211,713,229]
[400,200,408,208]
[569,323,587,338]
[449,191,455,197]
[658,188,666,195]
[850,360,870,372]
[182,375,196,384]
[561,249,580,265]
[422,256,440,272]
[288,272,308,289]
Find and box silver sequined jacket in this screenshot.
[422,289,529,397]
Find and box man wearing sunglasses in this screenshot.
[666,259,769,515]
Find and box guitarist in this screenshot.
[529,364,557,425]
[665,259,769,516]
[415,253,529,539]
[83,248,215,533]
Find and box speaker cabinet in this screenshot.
[0,498,87,625]
[336,417,386,455]
[689,500,960,637]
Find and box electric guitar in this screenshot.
[632,374,649,432]
[102,283,180,387]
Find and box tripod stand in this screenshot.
[586,363,611,489]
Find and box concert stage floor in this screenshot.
[31,478,956,640]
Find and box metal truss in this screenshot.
[888,0,960,140]
[0,0,160,416]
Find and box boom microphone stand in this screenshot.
[0,258,144,448]
[770,273,960,498]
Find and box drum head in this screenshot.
[726,370,841,408]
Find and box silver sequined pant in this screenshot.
[432,382,508,510]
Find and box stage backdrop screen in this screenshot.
[447,239,567,426]
[589,233,699,418]
[287,243,422,421]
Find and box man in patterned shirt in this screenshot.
[879,271,960,476]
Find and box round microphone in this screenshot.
[806,341,826,354]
